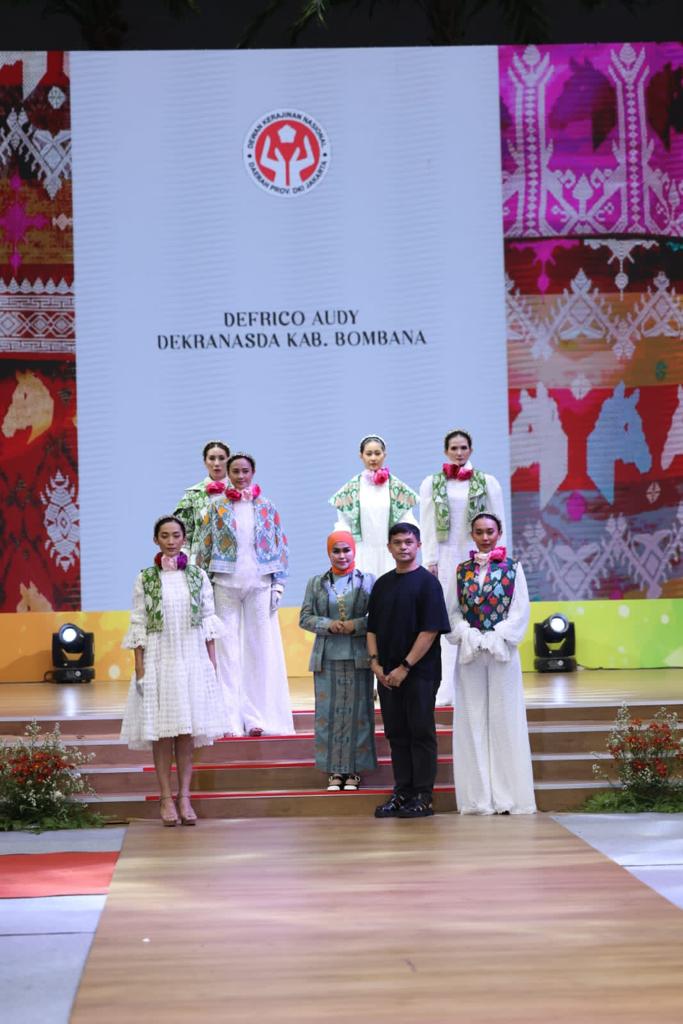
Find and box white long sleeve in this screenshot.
[419,475,438,565]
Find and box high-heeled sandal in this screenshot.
[160,797,179,827]
[177,795,197,826]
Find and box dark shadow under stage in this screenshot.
[1,669,681,816]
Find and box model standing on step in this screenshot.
[300,531,377,791]
[329,434,418,579]
[196,452,295,737]
[120,515,230,826]
[174,439,231,563]
[446,512,536,815]
[419,429,506,707]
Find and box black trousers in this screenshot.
[378,674,439,796]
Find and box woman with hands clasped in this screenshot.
[120,516,230,826]
[196,452,294,737]
[299,531,377,791]
[446,513,536,816]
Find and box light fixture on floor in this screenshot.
[533,613,576,672]
[44,623,95,683]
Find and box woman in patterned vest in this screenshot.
[174,440,231,562]
[196,453,294,737]
[329,434,418,579]
[419,428,506,707]
[446,512,536,815]
[120,516,230,826]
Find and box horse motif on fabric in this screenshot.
[2,370,54,443]
[586,382,651,504]
[510,383,568,508]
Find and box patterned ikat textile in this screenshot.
[0,52,79,611]
[500,43,683,600]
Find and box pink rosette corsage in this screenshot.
[206,480,226,495]
[225,484,262,502]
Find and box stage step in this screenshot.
[5,698,674,818]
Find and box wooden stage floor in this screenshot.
[1,667,682,720]
[71,814,683,1024]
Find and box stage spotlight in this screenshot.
[44,623,95,683]
[533,613,576,673]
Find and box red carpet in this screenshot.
[0,852,119,898]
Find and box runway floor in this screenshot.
[70,814,683,1024]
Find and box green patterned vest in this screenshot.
[140,565,204,633]
[431,469,488,543]
[329,474,418,541]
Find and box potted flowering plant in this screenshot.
[585,704,683,812]
[0,721,102,830]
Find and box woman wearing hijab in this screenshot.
[299,532,377,791]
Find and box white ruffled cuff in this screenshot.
[202,613,225,641]
[459,628,483,665]
[121,628,146,650]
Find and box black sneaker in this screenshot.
[397,793,434,818]
[374,792,408,818]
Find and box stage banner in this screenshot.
[501,42,683,601]
[0,52,79,615]
[69,47,509,609]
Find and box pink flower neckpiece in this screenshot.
[155,552,188,571]
[470,546,506,567]
[225,484,261,502]
[443,463,472,481]
[363,467,390,485]
[206,480,227,495]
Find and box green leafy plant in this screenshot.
[0,721,103,831]
[583,704,683,812]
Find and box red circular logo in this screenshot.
[244,111,330,197]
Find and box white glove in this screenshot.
[135,674,144,697]
[459,628,483,665]
[270,586,283,613]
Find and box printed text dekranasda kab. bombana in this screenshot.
[156,330,427,350]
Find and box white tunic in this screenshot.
[446,562,536,815]
[120,569,230,750]
[418,463,506,705]
[335,474,418,579]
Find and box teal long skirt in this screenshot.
[314,659,377,774]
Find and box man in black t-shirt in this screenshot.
[367,522,451,818]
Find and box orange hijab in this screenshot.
[327,531,356,576]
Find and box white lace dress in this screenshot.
[120,568,230,750]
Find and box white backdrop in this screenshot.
[70,47,509,609]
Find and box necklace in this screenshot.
[329,572,352,621]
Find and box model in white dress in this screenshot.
[446,513,536,815]
[120,515,231,826]
[419,430,505,706]
[121,568,229,749]
[330,435,418,579]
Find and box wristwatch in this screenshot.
[401,658,413,670]
[369,654,379,662]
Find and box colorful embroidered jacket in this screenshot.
[329,474,418,541]
[195,496,288,583]
[432,469,488,543]
[139,564,204,633]
[174,478,212,557]
[456,557,517,632]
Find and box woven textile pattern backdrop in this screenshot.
[500,42,683,600]
[0,52,78,614]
